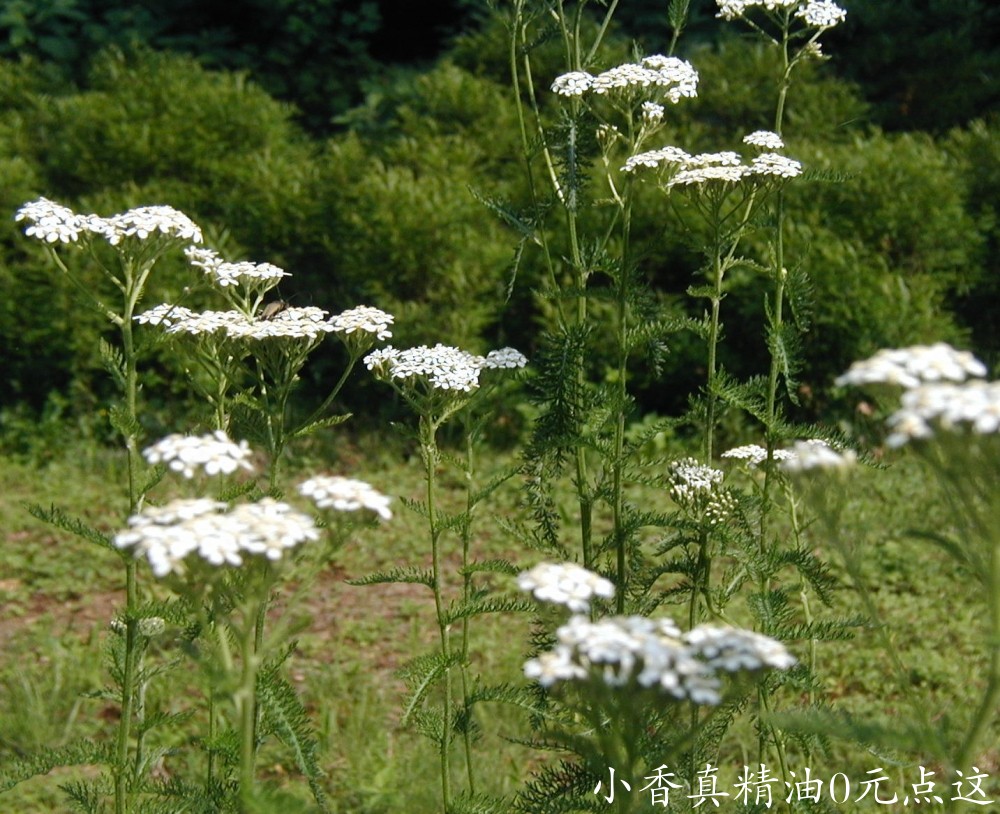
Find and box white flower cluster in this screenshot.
[885,381,1000,447]
[641,101,665,124]
[743,130,785,150]
[668,457,724,498]
[721,444,797,467]
[298,475,393,520]
[115,498,319,577]
[795,0,847,27]
[834,343,988,390]
[484,347,529,370]
[142,431,254,479]
[328,306,395,341]
[365,344,527,393]
[778,439,857,472]
[621,146,692,174]
[749,153,802,178]
[365,344,484,392]
[517,562,615,613]
[184,247,288,288]
[524,614,795,704]
[138,306,335,341]
[717,0,797,19]
[16,198,203,246]
[551,56,698,103]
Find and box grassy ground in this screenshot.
[0,434,997,812]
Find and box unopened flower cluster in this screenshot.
[299,475,392,520]
[518,562,615,614]
[185,247,288,288]
[143,431,254,479]
[668,458,734,523]
[115,498,319,578]
[523,608,795,705]
[365,344,527,393]
[17,198,203,246]
[552,55,698,103]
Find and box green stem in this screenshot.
[421,416,452,812]
[238,613,259,811]
[459,416,476,795]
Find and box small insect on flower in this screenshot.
[258,300,289,321]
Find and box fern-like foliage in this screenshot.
[27,503,116,553]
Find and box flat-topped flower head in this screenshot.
[16,198,84,243]
[669,152,749,187]
[886,380,1000,447]
[135,303,197,327]
[365,344,484,392]
[329,306,395,342]
[717,0,800,20]
[551,71,593,97]
[184,247,288,288]
[115,497,318,577]
[524,615,794,703]
[749,153,802,179]
[621,146,692,174]
[143,431,254,479]
[553,56,698,103]
[722,444,797,468]
[299,475,393,520]
[641,101,665,124]
[92,206,203,246]
[835,343,988,390]
[779,439,857,472]
[743,130,785,150]
[795,0,846,28]
[517,562,615,613]
[483,347,528,370]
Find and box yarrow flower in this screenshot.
[298,475,393,520]
[716,0,800,21]
[143,431,254,479]
[143,306,335,341]
[835,343,988,390]
[669,152,749,187]
[15,198,84,243]
[668,458,733,522]
[621,146,692,174]
[184,247,288,288]
[134,303,197,327]
[749,152,802,178]
[16,199,204,246]
[524,614,795,704]
[328,306,395,342]
[885,381,1000,447]
[778,439,857,472]
[743,130,785,150]
[551,71,593,97]
[114,498,318,577]
[641,101,665,124]
[722,444,797,467]
[517,562,615,613]
[365,344,527,393]
[552,56,698,104]
[795,0,847,28]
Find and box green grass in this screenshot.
[0,435,998,812]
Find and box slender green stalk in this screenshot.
[238,611,260,811]
[459,415,477,795]
[420,415,453,811]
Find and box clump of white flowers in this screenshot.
[16,198,203,246]
[143,431,254,479]
[518,562,615,614]
[328,306,395,342]
[298,476,393,520]
[722,444,797,468]
[778,439,857,472]
[137,305,336,341]
[523,611,795,705]
[885,381,1000,448]
[716,0,845,28]
[834,343,987,390]
[623,139,801,186]
[552,55,699,103]
[365,344,527,394]
[185,247,289,288]
[115,497,319,578]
